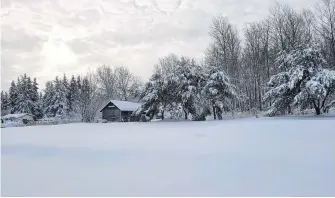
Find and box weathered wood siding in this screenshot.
[121,111,133,122]
[102,104,121,121]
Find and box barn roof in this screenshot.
[111,100,141,111]
[101,100,141,112]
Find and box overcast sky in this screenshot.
[1,0,317,90]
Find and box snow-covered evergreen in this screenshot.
[1,91,10,115]
[62,74,70,114]
[136,54,238,121]
[8,80,18,114]
[43,81,55,117]
[203,70,238,119]
[52,77,68,118]
[175,57,207,120]
[12,74,37,116]
[32,78,42,118]
[264,45,335,116]
[294,69,335,114]
[42,77,68,118]
[68,75,79,112]
[5,75,41,118]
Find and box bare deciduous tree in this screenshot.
[269,3,313,53]
[79,73,104,122]
[95,65,143,102]
[208,15,241,77]
[243,21,272,111]
[115,66,142,101]
[315,0,335,68]
[96,65,117,100]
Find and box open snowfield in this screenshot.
[1,117,335,196]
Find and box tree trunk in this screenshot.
[315,107,321,115]
[254,78,257,110]
[161,110,164,120]
[312,100,321,115]
[287,105,292,114]
[213,105,216,120]
[184,109,188,120]
[258,78,262,111]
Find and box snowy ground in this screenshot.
[1,117,335,196]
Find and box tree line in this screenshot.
[1,66,142,122]
[2,0,335,122]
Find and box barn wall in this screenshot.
[121,111,133,122]
[102,107,121,121]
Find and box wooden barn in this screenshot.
[100,100,141,122]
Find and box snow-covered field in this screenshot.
[1,117,335,196]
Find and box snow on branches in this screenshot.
[264,45,335,116]
[136,54,239,121]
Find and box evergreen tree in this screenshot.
[264,45,333,116]
[31,78,42,118]
[1,91,10,115]
[39,92,43,101]
[43,81,56,117]
[294,69,335,114]
[203,70,238,120]
[15,74,35,114]
[136,55,215,121]
[62,74,70,113]
[9,80,18,113]
[77,76,82,92]
[53,76,68,118]
[68,75,79,112]
[38,92,43,118]
[42,77,68,118]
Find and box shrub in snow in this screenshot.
[96,118,108,123]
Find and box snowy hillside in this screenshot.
[1,117,335,196]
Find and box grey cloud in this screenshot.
[58,10,101,28]
[1,25,46,51]
[1,0,12,8]
[67,15,210,54]
[67,38,117,54]
[1,51,22,86]
[1,49,43,87]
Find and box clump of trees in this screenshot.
[1,74,41,117]
[135,54,238,121]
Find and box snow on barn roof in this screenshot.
[110,100,141,112]
[2,113,35,119]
